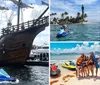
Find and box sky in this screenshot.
[50,42,100,54]
[0,0,49,46]
[50,0,100,22]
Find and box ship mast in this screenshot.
[16,0,48,29]
[17,0,21,30]
[35,1,49,23]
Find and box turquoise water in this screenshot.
[50,24,100,41]
[50,54,79,65]
[51,54,81,61]
[51,52,100,60]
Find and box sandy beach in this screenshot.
[50,22,100,26]
[76,22,99,24]
[50,64,100,85]
[50,24,59,26]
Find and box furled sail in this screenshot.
[0,6,9,10]
[9,0,34,8]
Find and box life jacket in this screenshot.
[76,57,83,66]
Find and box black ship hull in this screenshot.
[0,23,47,66]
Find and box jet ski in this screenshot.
[50,64,61,76]
[56,29,69,38]
[62,61,76,70]
[0,69,19,84]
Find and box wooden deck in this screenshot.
[1,16,49,36]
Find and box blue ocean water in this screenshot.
[50,24,100,41]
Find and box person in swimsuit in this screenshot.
[85,56,90,76]
[76,53,85,77]
[84,56,89,77]
[88,53,95,77]
[80,55,89,77]
[91,52,99,77]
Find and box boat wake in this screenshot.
[0,79,19,84]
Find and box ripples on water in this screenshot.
[2,66,49,85]
[50,24,100,41]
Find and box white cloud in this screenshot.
[51,0,78,14]
[73,0,98,5]
[27,0,36,3]
[51,42,100,54]
[83,42,89,47]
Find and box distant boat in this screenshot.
[30,45,49,61]
[32,45,49,53]
[0,0,49,66]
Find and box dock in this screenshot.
[25,60,49,66]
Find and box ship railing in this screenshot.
[1,16,49,36]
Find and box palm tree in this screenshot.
[65,16,69,23]
[53,17,57,24]
[77,12,81,18]
[76,12,81,22]
[64,12,68,15]
[50,13,57,16]
[64,12,68,18]
[61,13,64,19]
[84,13,87,18]
[70,16,72,19]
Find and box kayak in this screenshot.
[50,64,61,76]
[0,69,19,84]
[56,31,69,38]
[62,61,76,70]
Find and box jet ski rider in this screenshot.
[60,24,68,32]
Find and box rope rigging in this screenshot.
[0,0,48,28]
[21,8,24,23]
[31,0,48,20]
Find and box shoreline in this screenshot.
[50,22,100,26]
[50,63,100,85]
[74,22,100,24]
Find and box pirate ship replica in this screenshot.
[0,0,49,66]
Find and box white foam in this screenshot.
[0,79,19,84]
